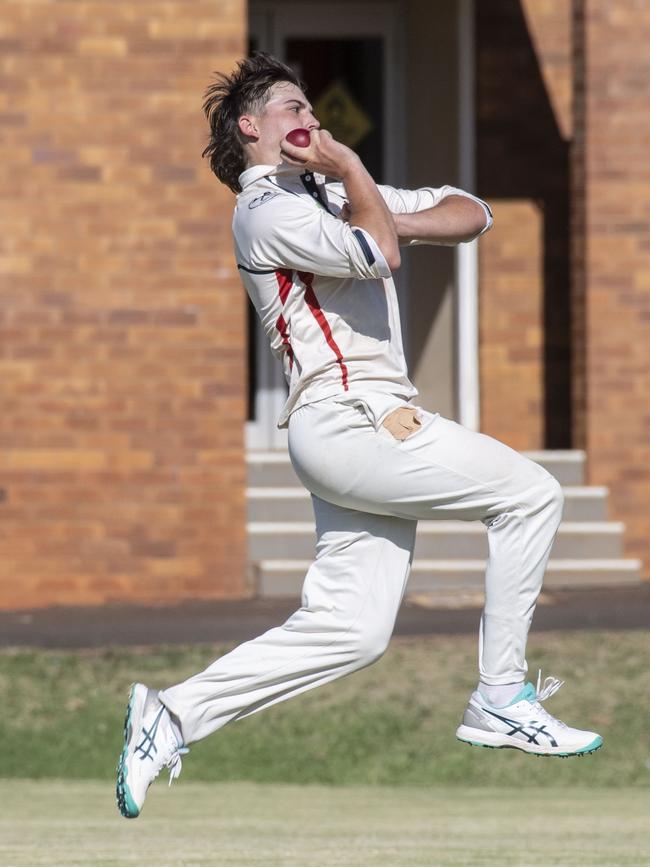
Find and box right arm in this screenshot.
[281,130,401,271]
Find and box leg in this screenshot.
[159,497,416,744]
[288,399,564,685]
[288,400,601,758]
[118,495,415,817]
[478,469,563,686]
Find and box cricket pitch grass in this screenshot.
[1,780,648,866]
[1,630,649,864]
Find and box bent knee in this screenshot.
[508,467,564,523]
[542,474,564,520]
[350,626,392,669]
[522,473,564,527]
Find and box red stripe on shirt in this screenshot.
[275,269,295,370]
[298,270,349,390]
[276,268,293,304]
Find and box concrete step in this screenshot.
[253,558,643,598]
[247,449,587,487]
[246,449,643,598]
[247,520,624,561]
[523,451,586,486]
[246,485,608,523]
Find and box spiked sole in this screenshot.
[456,727,603,757]
[116,683,145,818]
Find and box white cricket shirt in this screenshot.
[233,164,492,429]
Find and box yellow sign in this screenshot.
[314,81,373,149]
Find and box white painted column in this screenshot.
[456,0,480,431]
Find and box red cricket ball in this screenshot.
[286,128,311,148]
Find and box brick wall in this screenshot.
[479,201,544,451]
[0,1,248,608]
[573,0,650,576]
[477,0,573,449]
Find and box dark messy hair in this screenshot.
[202,52,304,194]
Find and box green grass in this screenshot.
[1,781,649,866]
[1,630,650,787]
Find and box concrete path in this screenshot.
[1,585,649,648]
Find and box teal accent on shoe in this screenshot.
[457,732,603,757]
[510,682,536,704]
[121,775,140,818]
[549,736,603,758]
[479,682,536,707]
[116,684,141,819]
[575,735,603,754]
[117,744,140,817]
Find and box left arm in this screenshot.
[333,182,493,248]
[393,195,491,246]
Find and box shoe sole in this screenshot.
[116,683,147,818]
[456,725,603,757]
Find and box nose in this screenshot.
[305,111,319,130]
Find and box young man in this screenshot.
[116,54,602,819]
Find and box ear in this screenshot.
[238,115,259,140]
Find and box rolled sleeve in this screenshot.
[435,186,493,239]
[377,183,493,245]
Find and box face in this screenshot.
[239,81,319,166]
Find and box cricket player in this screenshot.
[116,53,602,819]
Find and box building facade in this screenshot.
[1,0,648,609]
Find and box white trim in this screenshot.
[246,448,588,463]
[456,0,480,430]
[256,558,643,572]
[248,484,607,498]
[559,486,607,496]
[248,520,623,535]
[247,486,310,498]
[246,450,292,463]
[245,317,288,450]
[410,559,643,572]
[523,449,586,461]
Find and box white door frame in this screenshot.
[246,0,406,449]
[456,0,480,430]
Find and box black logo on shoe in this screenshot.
[135,706,165,762]
[483,708,558,747]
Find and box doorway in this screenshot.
[246,1,405,449]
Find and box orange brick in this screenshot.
[0,0,247,610]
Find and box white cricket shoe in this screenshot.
[456,672,603,757]
[116,683,188,818]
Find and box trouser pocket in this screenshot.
[381,406,423,441]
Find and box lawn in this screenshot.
[1,630,649,787]
[1,781,648,866]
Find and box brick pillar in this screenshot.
[572,0,650,576]
[479,201,544,451]
[0,2,249,608]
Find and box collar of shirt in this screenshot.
[239,163,313,190]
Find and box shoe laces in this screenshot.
[144,731,189,789]
[532,670,567,728]
[166,745,189,788]
[535,669,564,701]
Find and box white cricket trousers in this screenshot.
[159,398,563,745]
